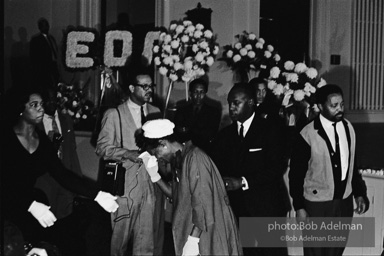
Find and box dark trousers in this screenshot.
[303,195,353,256]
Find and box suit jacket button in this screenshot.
[313,190,317,194]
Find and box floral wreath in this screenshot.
[220,31,281,80]
[267,61,327,106]
[152,20,219,82]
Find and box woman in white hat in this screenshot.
[137,119,243,256]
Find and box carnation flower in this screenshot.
[194,30,203,38]
[294,63,308,73]
[306,68,318,79]
[248,33,257,40]
[185,25,195,34]
[192,44,199,53]
[270,66,280,78]
[163,45,171,53]
[196,24,204,30]
[163,56,172,65]
[235,43,242,49]
[181,35,189,43]
[204,30,213,38]
[258,38,265,44]
[267,45,274,52]
[284,61,295,70]
[169,73,178,81]
[286,73,299,83]
[245,44,252,50]
[159,66,168,75]
[170,24,177,30]
[206,56,214,66]
[255,42,263,49]
[317,78,327,88]
[264,51,272,58]
[247,51,256,58]
[183,20,192,26]
[293,90,305,101]
[226,50,234,58]
[164,35,172,44]
[213,46,219,55]
[174,62,183,71]
[176,25,185,34]
[240,48,248,56]
[273,84,284,95]
[268,80,277,90]
[233,54,241,62]
[200,41,208,49]
[171,40,180,49]
[184,59,193,69]
[274,54,281,62]
[195,52,204,62]
[153,45,159,53]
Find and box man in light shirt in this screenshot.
[289,84,368,256]
[96,68,164,256]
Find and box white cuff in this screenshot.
[187,235,200,243]
[241,176,249,190]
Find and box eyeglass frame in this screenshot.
[134,83,156,91]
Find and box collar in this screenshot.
[43,110,58,120]
[237,112,255,128]
[127,98,146,109]
[319,114,335,129]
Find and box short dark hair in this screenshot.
[37,17,48,30]
[135,129,177,153]
[248,77,266,87]
[127,66,153,85]
[315,84,343,105]
[189,78,208,93]
[4,86,43,125]
[229,82,254,99]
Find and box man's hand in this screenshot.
[223,177,242,191]
[28,201,57,228]
[182,236,200,256]
[354,196,367,215]
[122,150,142,163]
[94,191,119,213]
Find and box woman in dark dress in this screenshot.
[2,87,118,246]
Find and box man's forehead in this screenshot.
[228,90,248,100]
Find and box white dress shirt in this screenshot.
[319,114,349,180]
[43,110,62,134]
[127,98,147,128]
[236,112,255,190]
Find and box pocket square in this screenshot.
[249,148,262,152]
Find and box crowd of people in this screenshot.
[2,17,370,256]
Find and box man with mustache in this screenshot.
[211,83,289,256]
[96,68,164,256]
[289,84,368,256]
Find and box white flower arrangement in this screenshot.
[267,61,326,105]
[152,20,219,82]
[220,31,280,79]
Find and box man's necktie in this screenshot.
[332,122,340,155]
[51,116,63,159]
[141,105,146,126]
[239,123,244,140]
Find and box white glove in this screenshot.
[27,248,48,256]
[94,191,119,213]
[28,201,57,228]
[140,152,161,183]
[182,235,200,256]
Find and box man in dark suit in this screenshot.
[211,83,288,256]
[35,89,82,220]
[174,78,221,154]
[30,17,59,92]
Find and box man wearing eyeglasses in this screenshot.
[96,68,164,256]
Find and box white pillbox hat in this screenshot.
[142,119,175,139]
